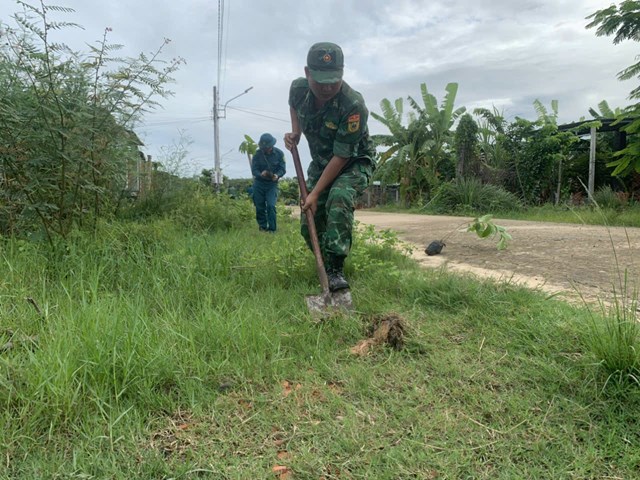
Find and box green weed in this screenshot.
[1,215,639,478]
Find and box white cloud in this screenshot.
[1,0,637,179]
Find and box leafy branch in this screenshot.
[466,214,512,250]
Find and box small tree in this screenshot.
[587,1,640,177]
[501,100,576,205]
[454,113,479,179]
[238,134,258,174]
[0,1,183,241]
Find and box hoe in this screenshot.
[290,145,354,315]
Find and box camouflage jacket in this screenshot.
[288,78,375,170]
[251,147,286,183]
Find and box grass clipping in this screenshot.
[350,313,405,356]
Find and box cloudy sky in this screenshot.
[2,0,637,179]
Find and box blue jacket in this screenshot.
[251,147,286,183]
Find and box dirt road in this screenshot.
[355,211,640,304]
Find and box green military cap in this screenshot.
[306,42,344,84]
[258,132,276,149]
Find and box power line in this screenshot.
[226,105,289,123]
[140,118,211,128]
[145,113,212,117]
[222,0,231,99]
[232,106,293,116]
[217,0,225,99]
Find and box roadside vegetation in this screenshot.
[2,209,639,478]
[368,2,640,222]
[1,1,640,478]
[374,197,640,228]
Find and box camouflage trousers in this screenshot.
[301,159,373,262]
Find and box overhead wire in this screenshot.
[140,117,211,128]
[226,106,289,123]
[217,0,223,97]
[222,0,231,100]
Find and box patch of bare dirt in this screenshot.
[355,211,640,305]
[350,313,405,356]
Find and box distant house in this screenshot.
[124,130,154,197]
[558,117,637,201]
[358,181,401,208]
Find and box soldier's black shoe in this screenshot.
[325,256,350,291]
[327,270,350,291]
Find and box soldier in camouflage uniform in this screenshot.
[284,42,375,291]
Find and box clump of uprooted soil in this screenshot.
[350,313,405,356]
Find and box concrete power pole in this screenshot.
[213,85,222,192]
[211,85,253,192]
[588,125,596,202]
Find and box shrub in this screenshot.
[171,189,254,232]
[429,178,522,214]
[592,186,628,210]
[118,180,253,232]
[0,3,182,241]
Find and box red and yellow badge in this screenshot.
[347,113,360,133]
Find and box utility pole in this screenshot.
[588,125,596,202]
[211,85,253,192]
[213,86,222,192]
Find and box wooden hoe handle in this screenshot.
[290,145,330,294]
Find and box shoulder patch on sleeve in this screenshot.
[347,113,360,133]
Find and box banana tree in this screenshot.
[371,97,432,205]
[408,82,466,191]
[238,134,257,173]
[473,106,509,173]
[533,99,559,125]
[371,82,465,205]
[589,100,624,119]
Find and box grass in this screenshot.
[373,202,640,228]
[1,213,639,478]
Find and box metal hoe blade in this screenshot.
[305,289,354,316]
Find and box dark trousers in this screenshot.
[253,181,278,231]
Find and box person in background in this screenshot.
[251,133,286,233]
[284,42,375,291]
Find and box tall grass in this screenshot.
[425,178,522,214]
[487,201,640,227]
[583,281,639,386]
[1,211,639,478]
[593,185,629,210]
[579,198,640,387]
